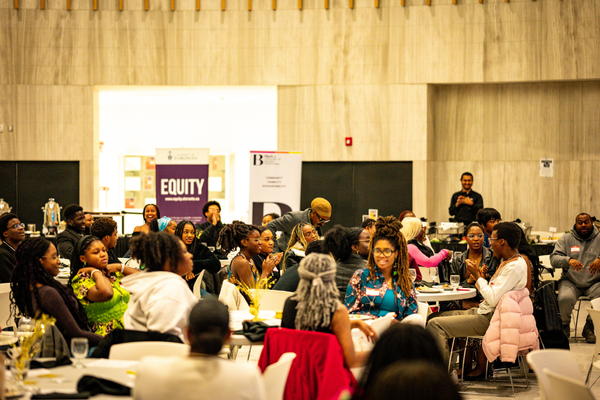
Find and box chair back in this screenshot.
[587,308,600,360]
[543,369,596,400]
[526,349,584,400]
[0,283,14,329]
[218,280,249,311]
[258,328,356,400]
[192,269,206,300]
[258,290,293,311]
[263,352,297,400]
[109,341,190,360]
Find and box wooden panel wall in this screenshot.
[429,82,600,232]
[0,0,599,220]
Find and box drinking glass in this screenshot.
[71,338,89,369]
[430,267,438,284]
[409,269,417,283]
[9,358,30,388]
[450,275,460,292]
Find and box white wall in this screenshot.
[98,86,278,224]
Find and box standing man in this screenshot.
[0,213,25,282]
[56,204,86,259]
[449,172,484,228]
[266,197,331,252]
[550,213,600,343]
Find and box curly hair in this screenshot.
[69,235,103,285]
[63,204,83,222]
[324,225,363,262]
[90,217,117,241]
[142,203,160,224]
[175,220,197,251]
[11,237,91,330]
[367,216,412,300]
[202,200,221,217]
[130,231,186,273]
[0,212,18,239]
[399,217,423,242]
[216,220,258,255]
[293,254,339,331]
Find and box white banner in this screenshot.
[249,151,302,225]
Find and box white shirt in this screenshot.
[477,256,527,315]
[134,355,266,400]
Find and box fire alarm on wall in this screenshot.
[345,137,352,146]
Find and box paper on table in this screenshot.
[86,359,139,369]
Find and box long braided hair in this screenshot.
[217,220,256,255]
[281,222,314,271]
[130,231,186,273]
[10,237,91,330]
[293,253,339,331]
[175,220,197,252]
[367,216,412,300]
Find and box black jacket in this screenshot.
[0,242,16,283]
[56,225,85,259]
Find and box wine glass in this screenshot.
[430,267,438,284]
[71,338,89,369]
[450,275,460,292]
[409,269,417,283]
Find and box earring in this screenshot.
[83,262,87,267]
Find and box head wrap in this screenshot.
[157,217,172,232]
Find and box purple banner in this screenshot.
[155,164,208,225]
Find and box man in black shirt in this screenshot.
[0,212,25,282]
[56,204,86,259]
[449,172,484,227]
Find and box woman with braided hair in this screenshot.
[121,231,197,342]
[281,222,319,272]
[10,237,102,346]
[281,253,376,368]
[218,221,275,292]
[345,216,419,321]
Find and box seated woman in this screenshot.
[133,204,160,234]
[174,220,221,292]
[149,216,177,234]
[281,253,376,368]
[218,222,275,296]
[261,213,280,227]
[281,222,319,272]
[121,232,198,342]
[11,237,103,346]
[70,235,132,336]
[345,216,418,321]
[352,324,459,400]
[324,225,369,300]
[400,217,450,280]
[251,226,283,283]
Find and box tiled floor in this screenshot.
[235,305,599,400]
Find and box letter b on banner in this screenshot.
[252,202,292,225]
[253,155,264,166]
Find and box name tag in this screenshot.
[571,246,580,253]
[366,288,380,297]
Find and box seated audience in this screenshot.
[0,212,25,282]
[261,212,280,227]
[174,220,220,291]
[134,299,266,400]
[133,204,160,234]
[70,235,130,336]
[345,216,418,321]
[551,212,600,342]
[401,217,450,276]
[150,216,177,234]
[324,225,369,300]
[83,212,94,235]
[476,207,501,249]
[57,204,86,259]
[251,226,283,283]
[426,222,528,363]
[267,197,331,252]
[196,201,224,249]
[122,232,198,342]
[281,254,375,368]
[281,222,319,271]
[91,218,139,274]
[399,210,434,252]
[272,239,325,292]
[352,324,459,400]
[218,222,273,301]
[11,237,102,346]
[361,218,376,236]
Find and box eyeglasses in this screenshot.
[314,210,330,224]
[373,248,395,257]
[467,234,484,239]
[10,223,24,230]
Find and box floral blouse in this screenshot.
[344,268,418,321]
[71,270,130,336]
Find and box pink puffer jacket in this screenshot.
[482,288,539,363]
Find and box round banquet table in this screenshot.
[416,287,477,302]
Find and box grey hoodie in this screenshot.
[550,226,600,288]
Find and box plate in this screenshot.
[0,333,18,346]
[416,288,443,293]
[349,314,373,321]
